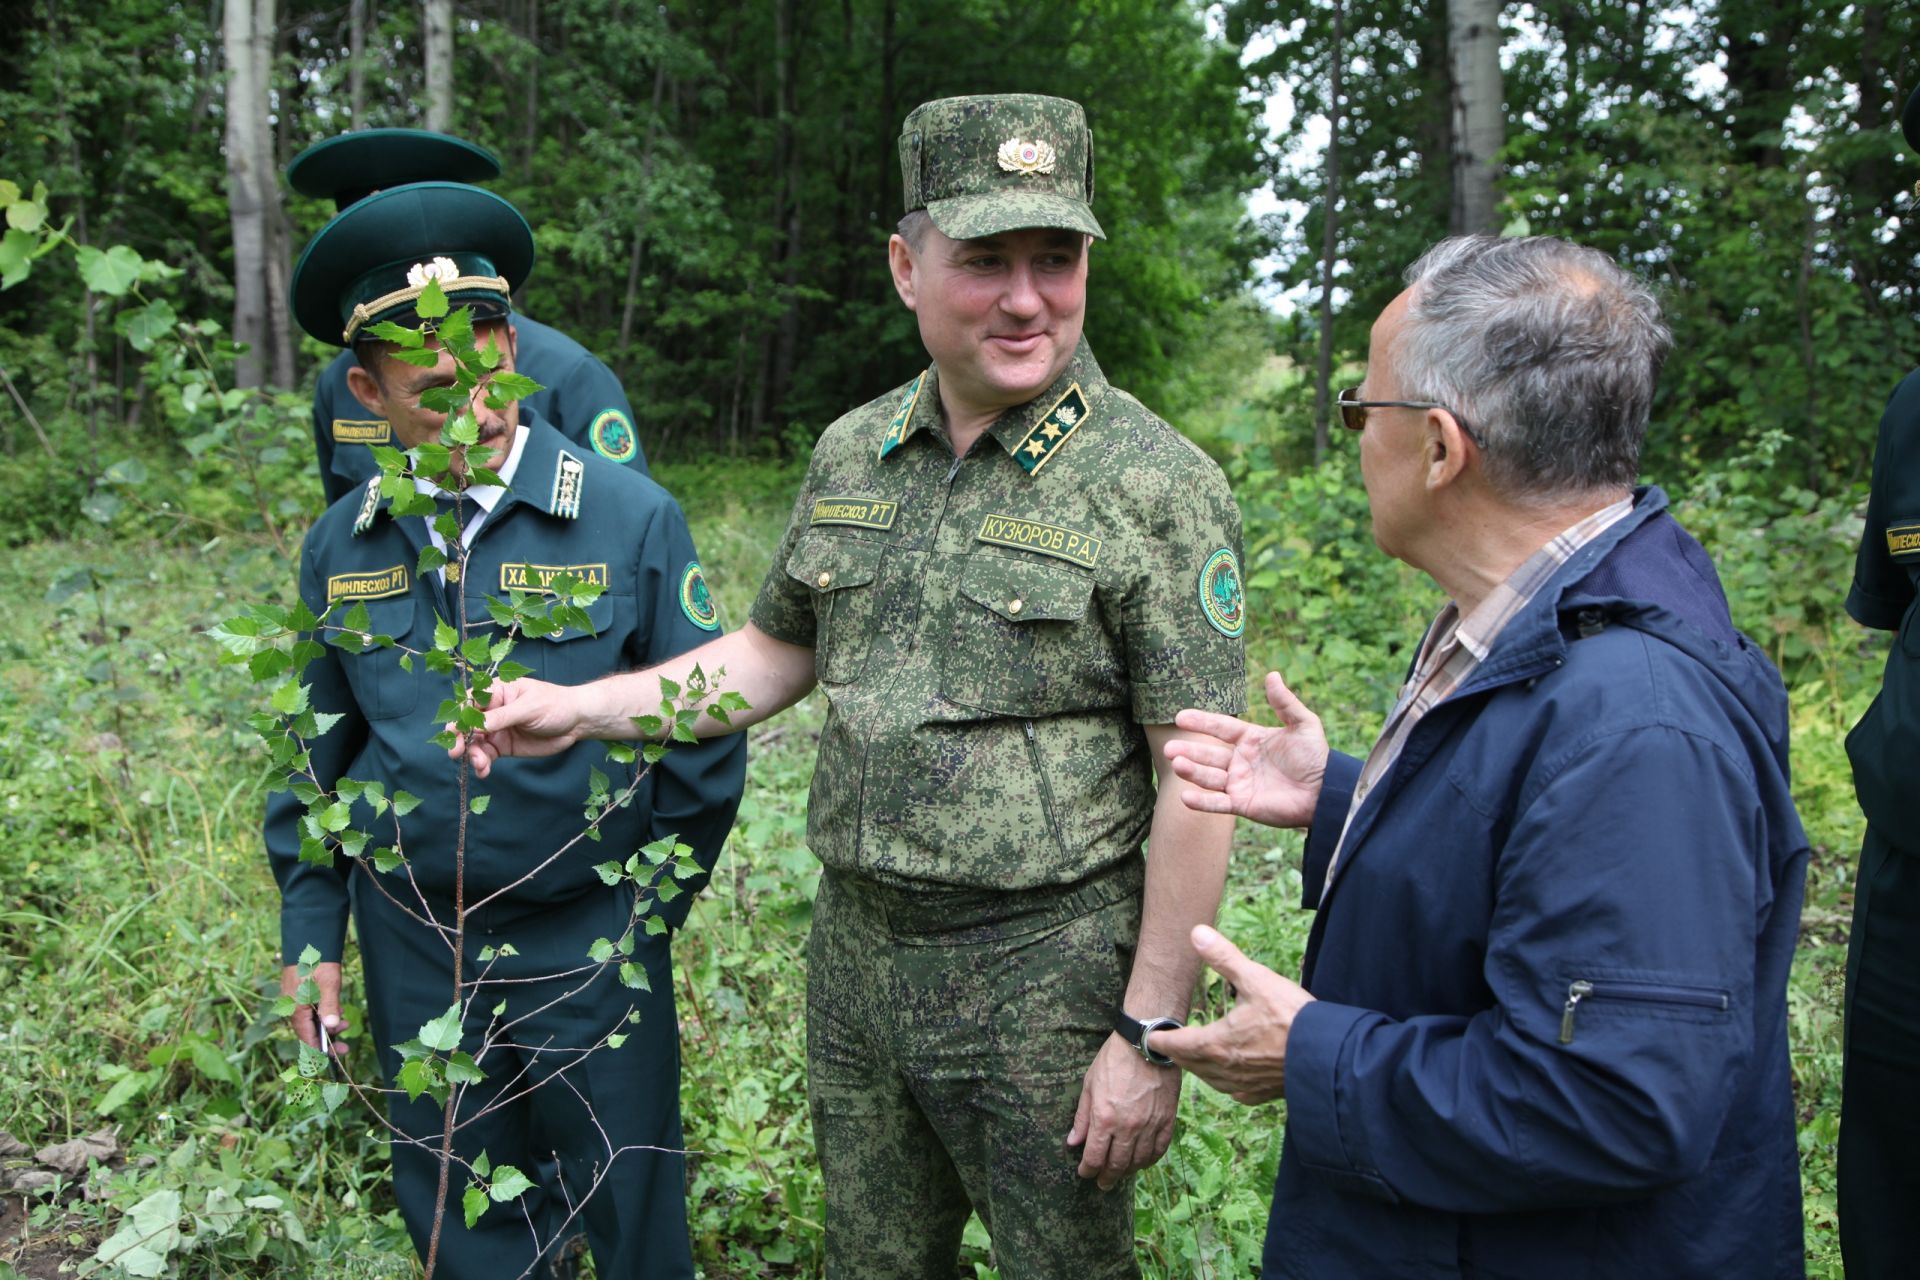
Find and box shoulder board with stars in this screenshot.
[1012,383,1090,476]
[352,475,382,535]
[876,370,928,461]
[551,450,585,520]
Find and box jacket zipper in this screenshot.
[1025,720,1070,864]
[1559,978,1731,1044]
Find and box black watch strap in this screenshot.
[1113,1009,1183,1067]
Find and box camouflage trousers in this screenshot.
[806,859,1146,1280]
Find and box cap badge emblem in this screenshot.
[997,137,1057,176]
[405,256,460,288]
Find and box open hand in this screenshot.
[1164,672,1329,830]
[1148,925,1313,1105]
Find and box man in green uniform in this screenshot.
[266,180,743,1278]
[453,94,1245,1278]
[1838,82,1920,1280]
[287,129,647,505]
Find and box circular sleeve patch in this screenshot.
[679,561,720,631]
[1197,548,1246,638]
[589,408,638,463]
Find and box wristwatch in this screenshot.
[1113,1009,1183,1067]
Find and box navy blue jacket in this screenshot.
[267,415,740,964]
[312,314,648,506]
[1264,487,1808,1278]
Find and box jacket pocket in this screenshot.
[784,533,887,685]
[327,595,418,720]
[472,593,618,687]
[941,555,1097,716]
[1557,977,1731,1045]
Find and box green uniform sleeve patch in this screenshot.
[1197,548,1245,637]
[975,514,1101,568]
[811,496,899,531]
[588,408,638,463]
[1887,520,1920,560]
[680,562,720,631]
[327,564,409,602]
[332,418,391,445]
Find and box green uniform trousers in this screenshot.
[352,872,693,1279]
[805,861,1146,1280]
[1841,825,1920,1279]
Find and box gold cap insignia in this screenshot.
[997,138,1057,176]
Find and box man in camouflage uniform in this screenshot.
[455,94,1246,1278]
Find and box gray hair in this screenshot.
[1394,235,1671,500]
[896,209,933,251]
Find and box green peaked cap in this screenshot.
[291,181,534,347]
[899,94,1104,241]
[286,128,502,212]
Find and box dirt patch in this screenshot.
[0,1192,96,1280]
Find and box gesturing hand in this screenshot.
[1149,925,1313,1105]
[1163,672,1329,830]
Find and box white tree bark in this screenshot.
[350,0,368,128]
[1447,0,1503,235]
[224,0,271,388]
[424,0,453,132]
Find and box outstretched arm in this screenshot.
[455,622,816,778]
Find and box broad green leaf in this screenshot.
[5,194,46,233]
[469,794,491,815]
[588,937,615,963]
[76,243,144,296]
[0,179,18,205]
[0,228,37,288]
[416,276,448,318]
[368,320,424,347]
[486,371,542,402]
[117,298,177,352]
[399,1058,435,1102]
[418,1003,463,1052]
[463,1186,489,1229]
[298,944,322,968]
[488,1165,535,1202]
[95,1068,157,1116]
[618,962,651,992]
[188,1037,239,1086]
[391,347,441,368]
[445,1051,484,1084]
[593,861,624,885]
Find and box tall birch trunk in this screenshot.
[1447,0,1503,234]
[1311,0,1345,464]
[224,0,272,388]
[349,0,367,127]
[424,0,453,132]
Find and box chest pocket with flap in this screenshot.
[466,592,620,686]
[785,533,888,684]
[941,555,1104,716]
[326,594,420,720]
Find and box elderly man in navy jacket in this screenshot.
[1160,235,1809,1278]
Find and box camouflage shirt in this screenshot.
[751,340,1247,891]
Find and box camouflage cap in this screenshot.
[900,94,1104,241]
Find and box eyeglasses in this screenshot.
[1337,386,1485,449]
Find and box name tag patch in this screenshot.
[499,562,611,594]
[811,496,899,531]
[1888,521,1920,561]
[327,565,409,602]
[975,514,1101,568]
[332,418,391,445]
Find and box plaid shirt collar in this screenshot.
[1323,494,1636,894]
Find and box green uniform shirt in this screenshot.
[1846,367,1920,846]
[266,415,743,962]
[749,340,1246,891]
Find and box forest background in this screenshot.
[0,0,1913,1275]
